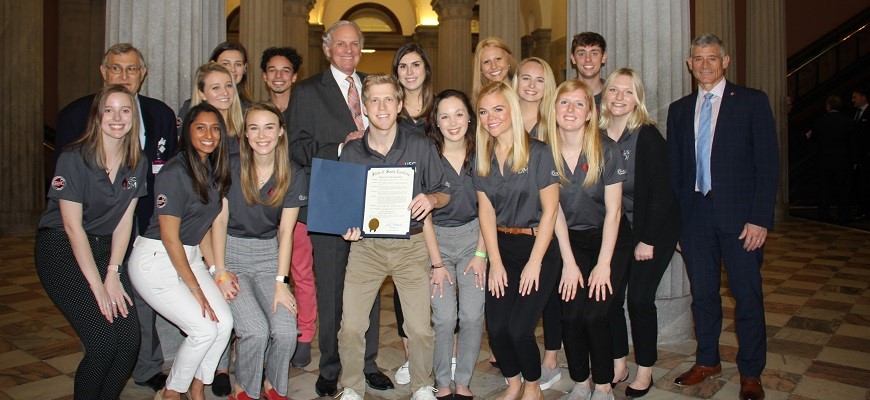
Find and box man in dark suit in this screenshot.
[851,88,870,219]
[287,20,394,396]
[668,33,778,400]
[809,95,855,222]
[55,43,177,392]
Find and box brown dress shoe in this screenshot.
[739,376,765,400]
[673,364,722,386]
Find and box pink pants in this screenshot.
[291,222,317,343]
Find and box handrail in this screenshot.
[787,22,868,77]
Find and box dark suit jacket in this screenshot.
[288,69,366,222]
[632,125,681,249]
[55,93,178,234]
[811,111,855,168]
[667,80,779,233]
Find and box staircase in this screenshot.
[788,6,870,205]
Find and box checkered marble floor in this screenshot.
[0,218,867,400]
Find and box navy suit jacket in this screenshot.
[55,93,178,234]
[288,69,366,222]
[667,80,779,233]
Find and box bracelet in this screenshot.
[107,264,121,273]
[276,275,288,283]
[474,251,488,260]
[189,285,201,292]
[430,262,445,270]
[208,265,217,275]
[217,273,231,283]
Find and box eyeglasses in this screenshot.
[106,64,142,76]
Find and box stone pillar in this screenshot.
[478,0,520,55]
[307,23,326,81]
[569,0,694,344]
[531,28,551,62]
[432,0,474,94]
[413,25,439,90]
[57,0,105,108]
[240,0,282,102]
[105,0,225,112]
[746,0,788,221]
[0,1,44,234]
[694,0,737,82]
[283,0,315,77]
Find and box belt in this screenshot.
[695,190,713,199]
[409,226,424,235]
[496,226,538,236]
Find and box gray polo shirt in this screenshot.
[613,127,639,224]
[560,135,626,230]
[40,149,148,236]
[225,154,308,239]
[340,125,446,231]
[432,157,477,227]
[472,139,559,227]
[142,153,222,245]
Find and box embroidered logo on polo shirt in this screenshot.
[299,194,308,201]
[581,163,589,173]
[518,167,528,174]
[622,149,630,160]
[52,176,66,191]
[551,170,559,177]
[267,187,275,198]
[122,177,138,190]
[444,181,451,187]
[156,194,167,208]
[617,169,627,175]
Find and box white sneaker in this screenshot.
[411,386,438,400]
[451,357,457,380]
[566,382,593,400]
[539,364,562,390]
[337,387,363,400]
[394,361,410,385]
[589,389,614,400]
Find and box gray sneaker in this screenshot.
[589,389,614,400]
[539,365,562,390]
[565,382,593,400]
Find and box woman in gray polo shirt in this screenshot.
[211,102,308,400]
[472,81,561,400]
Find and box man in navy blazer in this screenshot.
[667,34,778,400]
[288,20,395,397]
[55,43,177,392]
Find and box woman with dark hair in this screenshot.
[599,69,681,398]
[210,102,308,400]
[210,41,253,104]
[474,81,560,400]
[392,42,435,136]
[128,103,234,400]
[35,84,147,399]
[426,89,486,400]
[544,80,631,400]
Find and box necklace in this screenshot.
[562,146,582,160]
[104,157,121,175]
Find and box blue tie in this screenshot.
[696,93,714,195]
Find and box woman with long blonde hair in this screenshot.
[472,37,517,103]
[189,62,245,153]
[514,57,556,140]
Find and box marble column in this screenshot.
[283,0,315,77]
[0,1,44,234]
[307,24,326,80]
[531,28,551,62]
[694,0,737,82]
[241,0,282,102]
[746,0,789,221]
[432,0,474,94]
[57,0,105,108]
[478,0,520,55]
[413,25,440,90]
[568,0,693,344]
[105,0,225,112]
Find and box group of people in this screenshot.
[37,19,777,400]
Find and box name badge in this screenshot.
[152,160,165,174]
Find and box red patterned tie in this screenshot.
[346,75,365,131]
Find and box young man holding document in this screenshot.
[335,73,449,400]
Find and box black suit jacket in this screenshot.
[667,80,779,233]
[55,93,178,234]
[288,69,366,222]
[631,125,681,249]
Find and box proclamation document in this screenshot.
[361,166,415,238]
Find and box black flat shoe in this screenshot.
[453,394,474,400]
[315,375,338,397]
[625,383,651,398]
[211,372,232,396]
[135,372,168,392]
[365,371,395,390]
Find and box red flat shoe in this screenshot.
[261,387,290,400]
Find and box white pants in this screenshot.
[128,236,233,393]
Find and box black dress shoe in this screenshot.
[453,394,474,400]
[134,371,167,392]
[211,372,232,396]
[625,383,651,398]
[315,375,338,397]
[365,371,395,390]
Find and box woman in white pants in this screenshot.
[129,103,234,400]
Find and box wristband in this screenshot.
[430,262,445,270]
[276,275,289,283]
[217,273,231,283]
[108,264,121,273]
[208,265,217,275]
[474,251,488,260]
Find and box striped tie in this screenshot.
[346,75,365,131]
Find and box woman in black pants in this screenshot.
[600,68,681,398]
[546,79,632,400]
[473,81,560,400]
[35,84,147,399]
